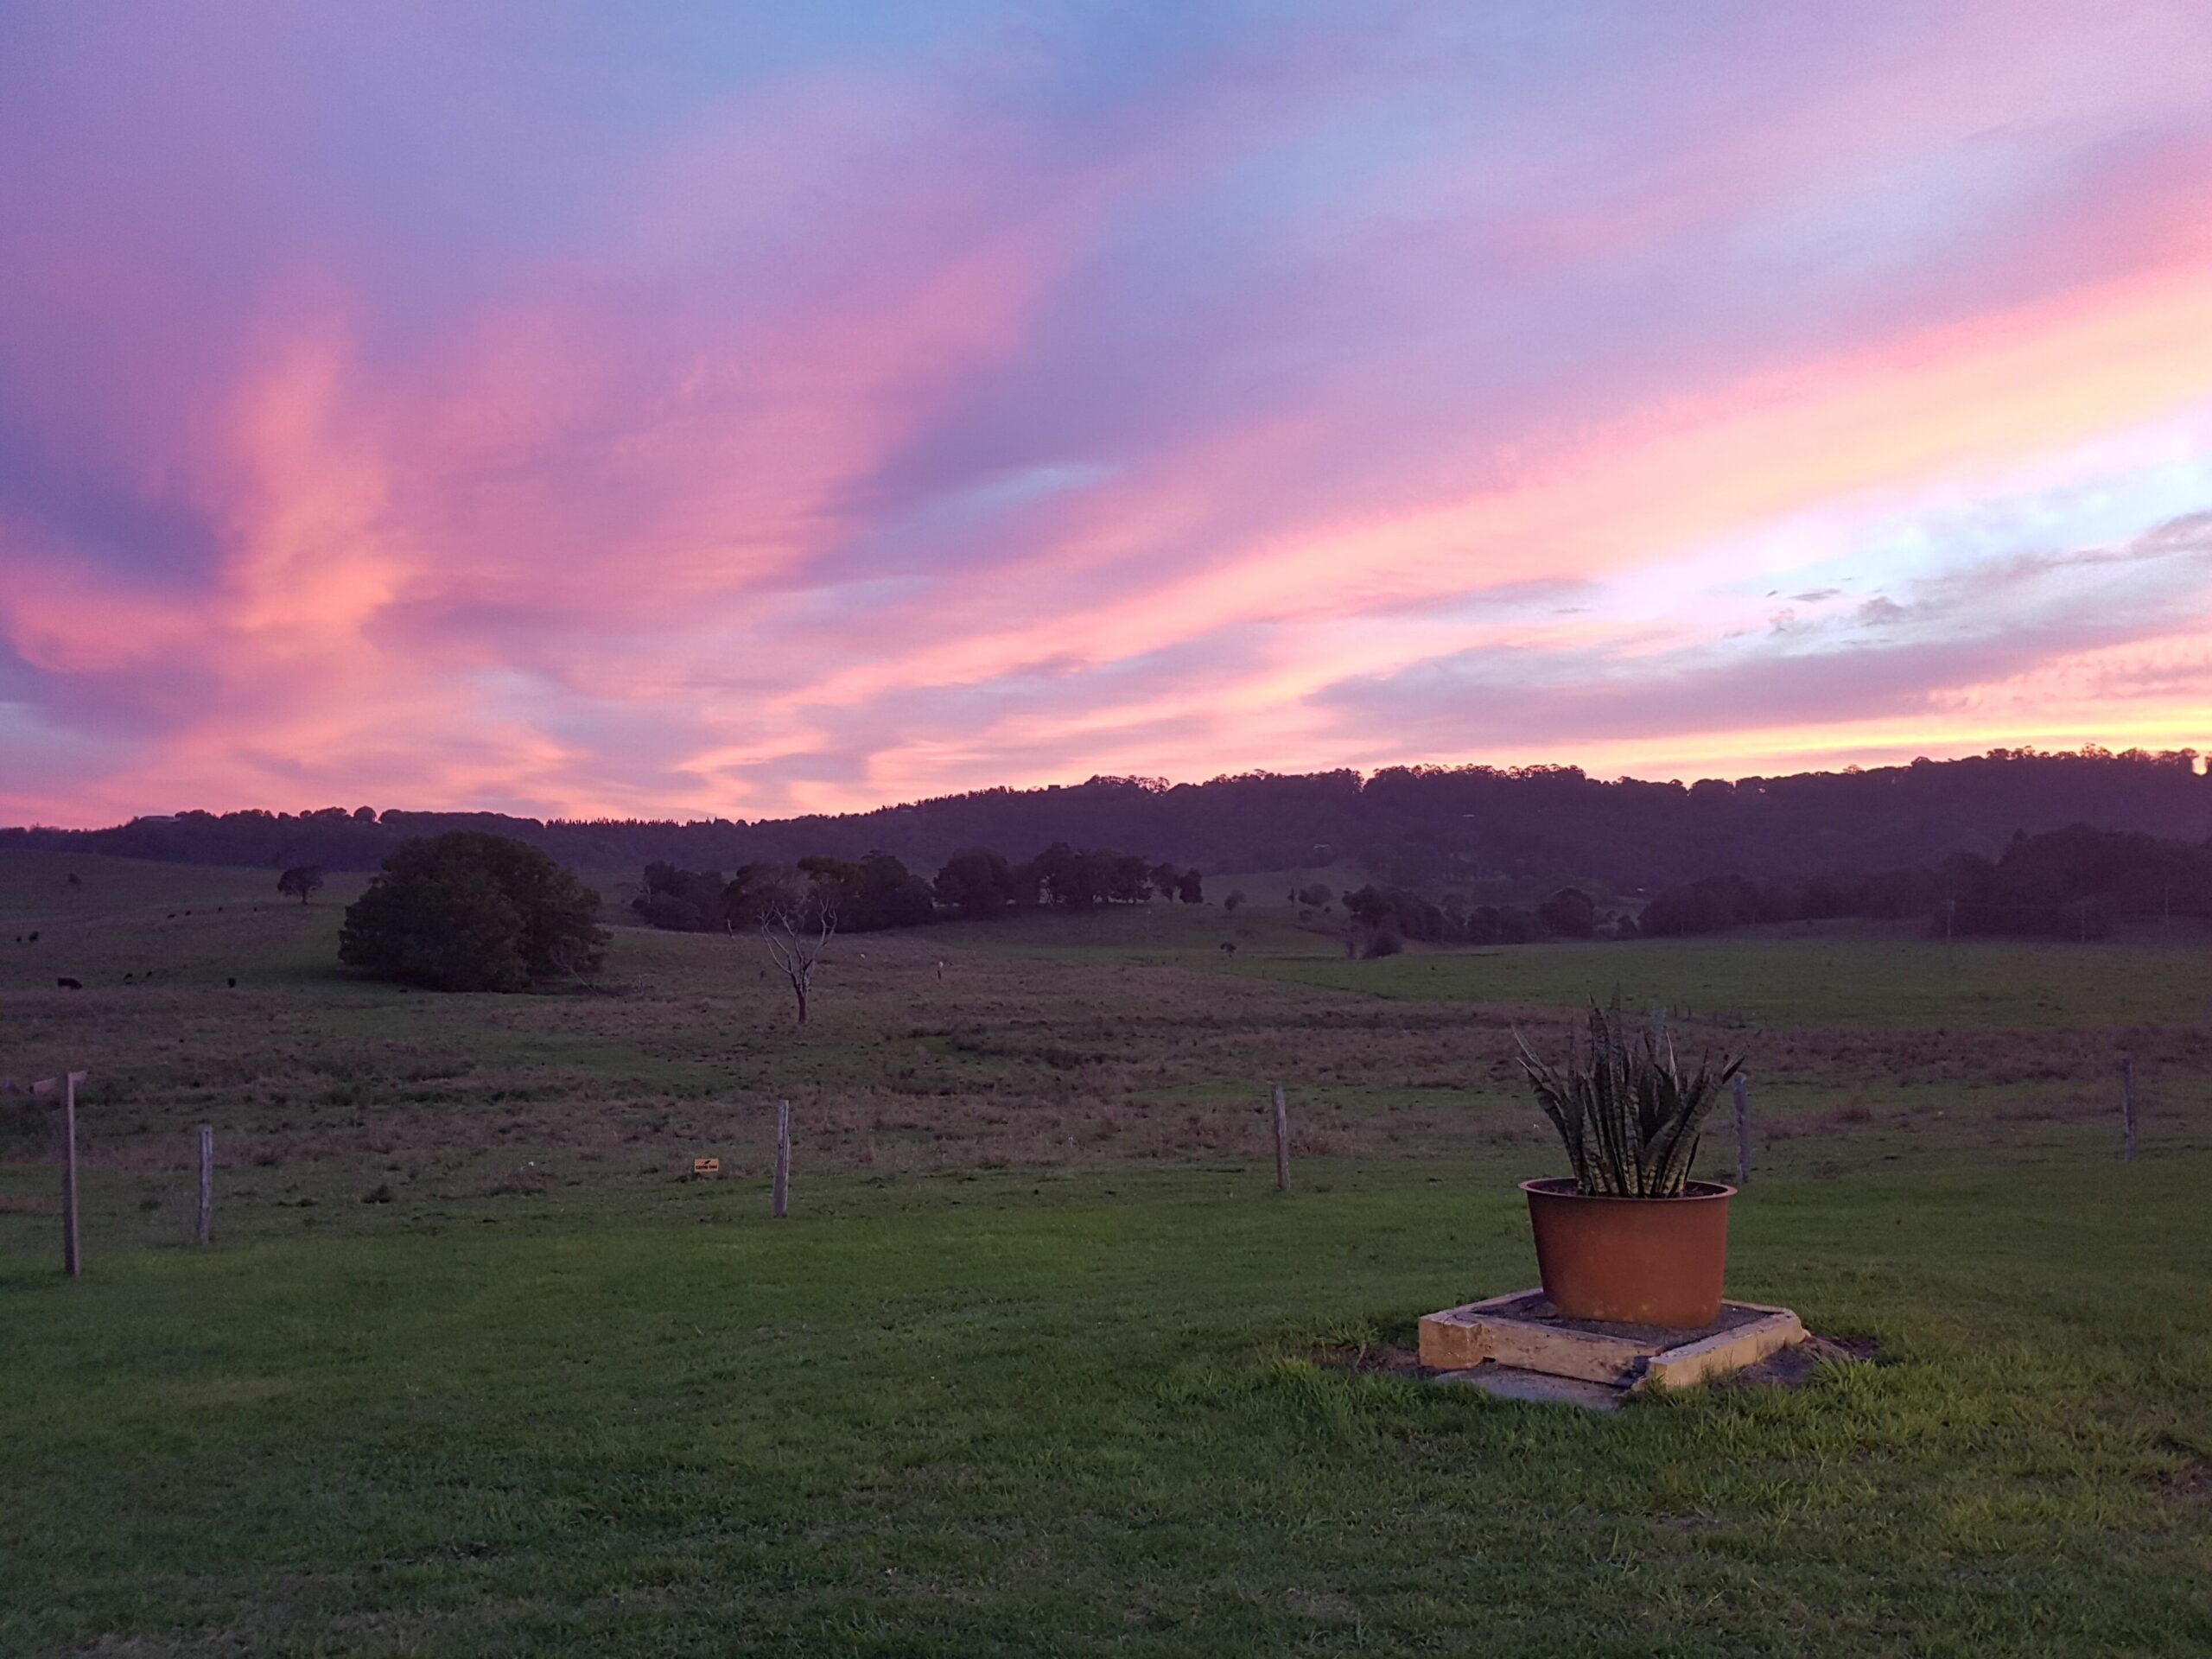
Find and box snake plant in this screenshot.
[1516,1000,1745,1197]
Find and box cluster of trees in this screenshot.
[1944,825,2212,937]
[631,844,1205,936]
[1638,869,1939,937]
[1027,845,1204,911]
[631,862,731,931]
[635,854,940,934]
[1637,824,2212,939]
[781,854,935,931]
[339,833,606,991]
[1338,882,1629,952]
[934,849,1024,919]
[14,747,2205,892]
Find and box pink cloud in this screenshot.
[3,3,2211,825]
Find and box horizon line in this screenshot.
[8,739,2206,836]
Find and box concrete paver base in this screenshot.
[1432,1364,1625,1410]
[1419,1288,1806,1405]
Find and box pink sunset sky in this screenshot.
[3,2,2211,828]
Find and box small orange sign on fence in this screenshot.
[692,1157,721,1178]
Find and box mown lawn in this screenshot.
[3,1155,2209,1657]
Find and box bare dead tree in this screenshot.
[757,879,837,1027]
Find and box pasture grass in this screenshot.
[3,849,2209,1654]
[1227,930,2212,1029]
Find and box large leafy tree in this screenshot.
[632,862,731,931]
[1536,885,1597,938]
[1025,843,1160,911]
[340,832,606,991]
[934,848,1020,920]
[276,864,324,905]
[779,852,935,932]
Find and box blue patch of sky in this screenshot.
[1781,432,2212,607]
[0,696,96,772]
[1720,130,2062,301]
[816,461,1115,587]
[0,416,222,585]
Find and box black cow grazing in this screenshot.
[226,977,237,988]
[27,931,37,943]
[1219,941,1237,957]
[56,976,82,990]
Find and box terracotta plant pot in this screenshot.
[1521,1177,1736,1328]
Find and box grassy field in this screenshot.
[3,849,2209,1655]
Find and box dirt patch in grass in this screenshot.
[471,1164,552,1198]
[1723,1332,1880,1389]
[1312,1343,1426,1377]
[2164,1462,2212,1498]
[2152,1438,2212,1498]
[1315,1329,1880,1394]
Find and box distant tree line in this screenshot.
[632,843,1205,935]
[10,747,2205,893]
[329,819,2209,996]
[1637,823,2212,940]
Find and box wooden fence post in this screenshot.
[197,1124,214,1244]
[2121,1059,2138,1164]
[1732,1072,1751,1187]
[1271,1083,1289,1192]
[34,1071,86,1277]
[772,1100,791,1218]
